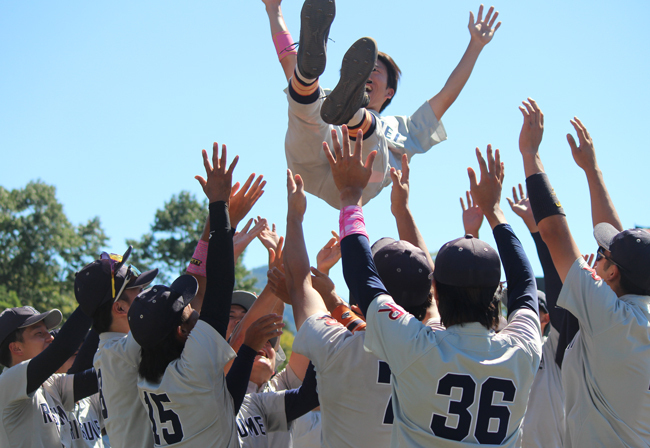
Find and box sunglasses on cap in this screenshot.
[595,246,629,273]
[100,252,141,302]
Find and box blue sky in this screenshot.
[2,0,649,300]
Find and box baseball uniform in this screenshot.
[94,331,153,448]
[0,362,75,448]
[285,87,447,209]
[519,325,564,448]
[236,389,289,446]
[67,395,106,448]
[136,319,238,447]
[559,258,650,447]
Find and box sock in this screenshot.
[348,109,376,141]
[289,69,320,104]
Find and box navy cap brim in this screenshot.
[371,237,397,258]
[19,309,62,331]
[594,223,620,251]
[128,268,159,290]
[170,275,199,304]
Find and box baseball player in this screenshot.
[263,0,501,208]
[320,125,541,446]
[0,305,97,448]
[74,245,158,448]
[518,99,650,446]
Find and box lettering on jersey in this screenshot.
[236,415,267,438]
[317,315,341,327]
[384,125,404,144]
[581,265,601,282]
[378,302,406,320]
[81,420,102,441]
[41,403,56,424]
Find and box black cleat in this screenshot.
[297,0,336,80]
[320,37,377,126]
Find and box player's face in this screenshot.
[250,339,277,386]
[227,304,247,340]
[14,321,53,362]
[366,59,394,113]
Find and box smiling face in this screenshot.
[366,59,395,113]
[227,304,247,340]
[249,339,277,387]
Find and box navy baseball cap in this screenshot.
[434,235,501,288]
[231,291,257,312]
[372,238,433,308]
[594,223,650,292]
[128,275,199,349]
[75,246,158,317]
[537,290,548,314]
[0,306,62,347]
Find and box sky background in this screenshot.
[2,0,649,302]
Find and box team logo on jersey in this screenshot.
[378,302,406,320]
[581,265,601,281]
[317,315,341,327]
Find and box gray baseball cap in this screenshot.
[594,223,650,292]
[231,291,257,312]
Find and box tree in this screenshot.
[0,181,108,315]
[127,191,257,291]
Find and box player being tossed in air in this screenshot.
[322,125,541,446]
[517,99,650,447]
[262,0,500,208]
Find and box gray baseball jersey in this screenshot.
[94,331,152,448]
[137,320,238,447]
[68,394,105,448]
[0,361,74,448]
[519,325,564,448]
[559,258,650,447]
[292,411,322,448]
[237,389,288,447]
[293,312,395,448]
[365,295,541,447]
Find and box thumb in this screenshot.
[566,134,578,152]
[195,175,207,189]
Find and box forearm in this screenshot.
[229,285,278,352]
[584,167,623,230]
[73,368,98,402]
[265,3,296,81]
[200,201,235,339]
[428,40,483,120]
[27,308,91,395]
[226,344,257,413]
[284,362,319,423]
[531,232,564,329]
[187,215,210,312]
[67,329,99,374]
[392,206,434,269]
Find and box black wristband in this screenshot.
[526,173,565,224]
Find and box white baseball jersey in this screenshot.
[293,312,395,448]
[236,389,288,447]
[137,320,238,447]
[0,361,75,448]
[292,411,322,448]
[519,325,564,448]
[559,258,650,447]
[68,394,105,448]
[94,331,152,448]
[365,295,542,447]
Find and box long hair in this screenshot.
[435,280,501,330]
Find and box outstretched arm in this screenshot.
[428,5,501,120]
[263,0,297,82]
[518,99,582,282]
[567,117,623,231]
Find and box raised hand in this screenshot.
[316,231,341,274]
[243,313,284,352]
[506,183,538,233]
[460,190,484,237]
[267,267,291,305]
[567,117,598,172]
[468,4,501,46]
[233,218,268,260]
[468,145,506,228]
[229,173,266,229]
[519,98,544,155]
[583,253,595,268]
[310,267,340,310]
[195,142,238,203]
[390,154,410,216]
[287,169,307,221]
[323,126,377,207]
[257,219,282,252]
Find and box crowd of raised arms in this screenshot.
[1,1,649,447]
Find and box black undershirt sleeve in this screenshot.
[341,234,390,317]
[26,307,92,396]
[72,368,98,402]
[284,362,319,423]
[67,329,99,375]
[199,201,235,339]
[226,344,257,414]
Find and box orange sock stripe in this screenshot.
[290,76,319,97]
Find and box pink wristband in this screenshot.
[187,240,208,277]
[273,31,297,61]
[339,206,369,240]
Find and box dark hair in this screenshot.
[606,260,650,296]
[377,52,401,113]
[403,291,434,322]
[0,328,25,367]
[435,280,501,330]
[91,299,114,334]
[138,311,190,383]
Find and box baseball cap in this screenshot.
[537,290,548,314]
[0,306,62,347]
[434,235,501,288]
[594,223,650,292]
[231,291,257,312]
[128,275,199,349]
[75,246,158,317]
[371,238,433,308]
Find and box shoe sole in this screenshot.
[297,0,336,79]
[321,37,378,126]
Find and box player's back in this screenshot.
[136,320,239,448]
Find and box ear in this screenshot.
[540,312,550,326]
[113,300,129,316]
[386,88,395,101]
[8,341,22,356]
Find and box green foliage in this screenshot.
[0,181,107,316]
[127,191,257,291]
[277,323,294,372]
